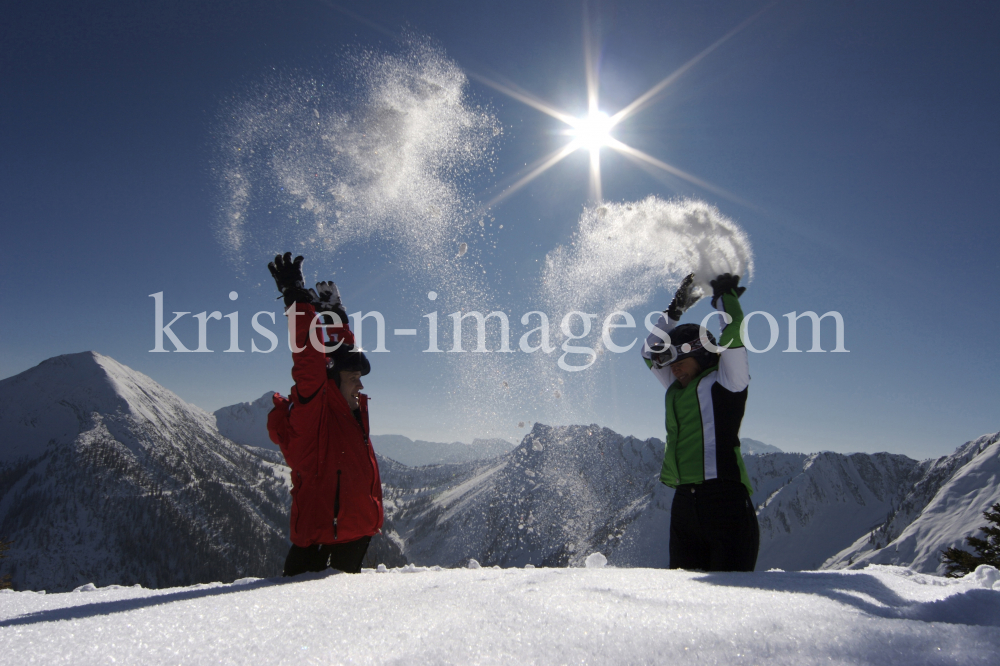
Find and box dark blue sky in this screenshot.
[2,0,998,457]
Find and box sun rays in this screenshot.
[475,5,773,208]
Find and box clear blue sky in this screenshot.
[2,0,998,458]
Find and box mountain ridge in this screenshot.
[213,392,517,465]
[3,352,996,591]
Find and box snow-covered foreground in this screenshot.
[2,565,999,665]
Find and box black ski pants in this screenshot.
[283,536,372,577]
[669,480,759,572]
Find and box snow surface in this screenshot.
[2,565,998,665]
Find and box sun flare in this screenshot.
[568,111,613,151]
[472,6,771,207]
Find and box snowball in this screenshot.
[585,552,607,568]
[467,558,481,569]
[968,564,1000,589]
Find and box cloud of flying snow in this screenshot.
[542,196,754,313]
[214,37,501,277]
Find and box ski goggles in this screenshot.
[651,337,706,369]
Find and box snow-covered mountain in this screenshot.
[377,423,1000,573]
[213,391,277,450]
[740,437,782,455]
[213,392,516,465]
[825,432,1000,574]
[379,424,665,568]
[750,451,926,570]
[0,353,292,592]
[369,434,515,466]
[3,352,996,593]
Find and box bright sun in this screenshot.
[472,6,768,206]
[569,111,613,151]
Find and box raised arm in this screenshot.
[267,253,323,401]
[710,273,750,393]
[641,273,702,390]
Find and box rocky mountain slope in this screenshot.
[0,353,291,591]
[740,437,783,455]
[825,432,1000,574]
[378,424,999,573]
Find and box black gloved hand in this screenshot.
[667,273,702,321]
[314,281,348,325]
[710,273,746,308]
[268,252,305,293]
[267,252,316,308]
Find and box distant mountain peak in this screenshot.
[0,352,290,592]
[213,391,277,451]
[740,438,783,455]
[0,351,214,464]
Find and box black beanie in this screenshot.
[326,343,371,380]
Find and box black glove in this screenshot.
[314,281,348,325]
[710,273,746,308]
[267,252,315,308]
[666,273,702,321]
[268,252,305,292]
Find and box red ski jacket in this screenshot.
[269,302,383,547]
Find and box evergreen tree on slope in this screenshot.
[0,538,11,589]
[941,502,1000,577]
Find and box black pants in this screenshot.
[669,480,759,572]
[283,536,372,577]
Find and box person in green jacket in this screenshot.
[641,273,759,571]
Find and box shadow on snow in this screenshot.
[0,571,339,628]
[694,570,1000,628]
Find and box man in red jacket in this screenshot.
[267,252,384,576]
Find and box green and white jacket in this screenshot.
[641,291,753,495]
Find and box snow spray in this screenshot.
[522,197,755,425]
[214,36,501,281]
[213,37,518,435]
[543,196,753,313]
[210,41,756,441]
